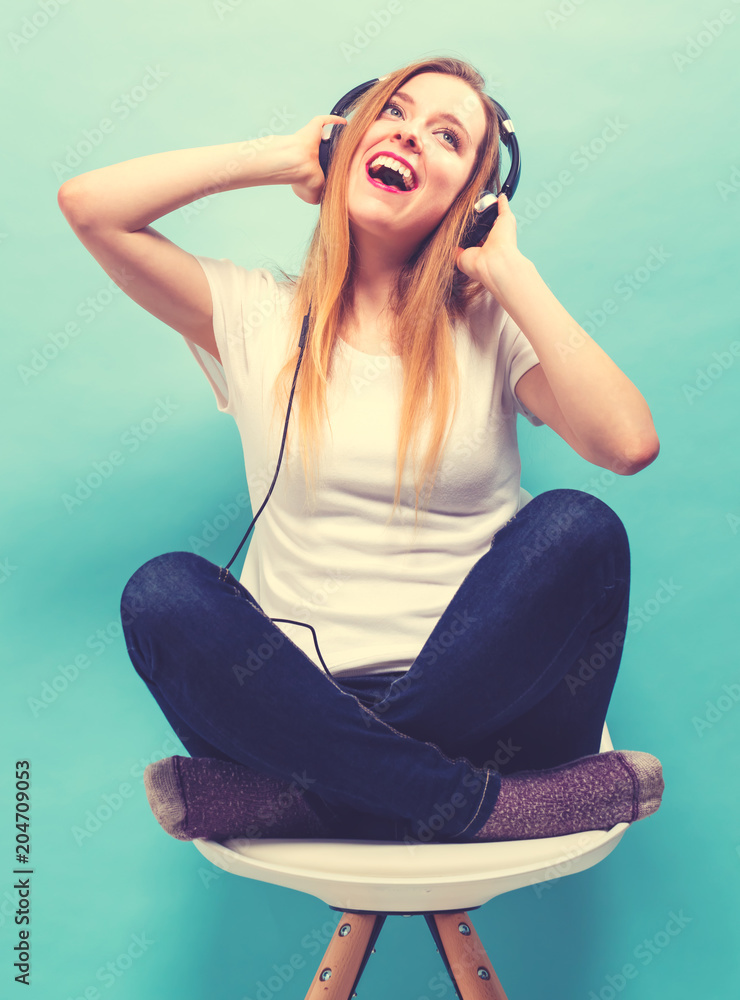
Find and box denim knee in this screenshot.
[119,551,211,633]
[534,488,629,564]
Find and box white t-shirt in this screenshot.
[183,254,543,679]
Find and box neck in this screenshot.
[348,231,413,331]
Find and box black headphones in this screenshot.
[221,75,522,677]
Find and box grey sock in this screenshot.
[471,750,664,841]
[143,756,336,842]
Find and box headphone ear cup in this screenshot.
[319,121,347,179]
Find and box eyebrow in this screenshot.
[391,90,473,148]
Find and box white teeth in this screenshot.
[368,155,415,190]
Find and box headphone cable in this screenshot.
[220,302,333,678]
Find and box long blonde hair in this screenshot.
[269,56,503,528]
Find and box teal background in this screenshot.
[2,0,738,997]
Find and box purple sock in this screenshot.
[143,756,336,841]
[471,750,664,841]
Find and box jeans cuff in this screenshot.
[450,767,502,841]
[405,766,503,844]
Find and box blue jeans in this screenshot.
[120,488,630,844]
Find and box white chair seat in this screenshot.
[193,722,628,913]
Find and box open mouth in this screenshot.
[364,153,418,194]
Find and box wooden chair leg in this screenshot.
[425,910,509,1000]
[304,912,386,999]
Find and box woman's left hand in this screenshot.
[454,193,524,286]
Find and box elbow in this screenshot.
[57,180,75,216]
[57,179,89,227]
[611,435,661,476]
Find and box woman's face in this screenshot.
[346,72,488,259]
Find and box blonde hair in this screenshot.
[270,56,503,529]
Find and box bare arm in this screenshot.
[57,116,346,363]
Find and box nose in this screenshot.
[393,121,422,152]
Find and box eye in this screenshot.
[440,125,462,150]
[381,102,462,149]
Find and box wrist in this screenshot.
[233,133,302,187]
[482,251,534,300]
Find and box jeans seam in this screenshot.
[452,769,491,837]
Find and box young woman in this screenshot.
[58,57,664,845]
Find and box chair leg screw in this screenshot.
[477,968,491,980]
[458,923,471,935]
[339,924,351,936]
[320,968,332,981]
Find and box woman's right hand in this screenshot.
[288,115,348,205]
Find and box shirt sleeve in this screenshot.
[180,254,276,417]
[501,313,545,426]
